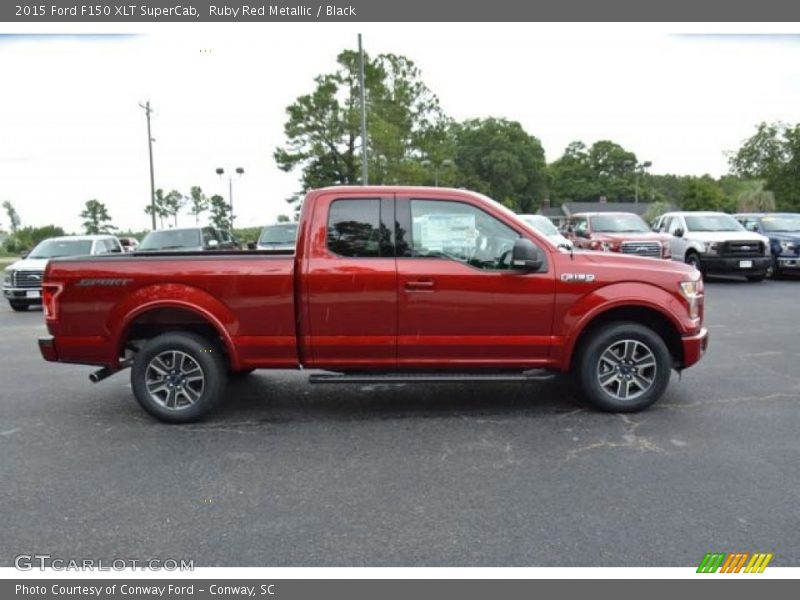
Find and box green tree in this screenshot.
[548,140,639,202]
[4,225,67,254]
[276,214,291,223]
[209,195,232,230]
[188,186,208,224]
[451,118,547,213]
[80,199,116,234]
[274,48,449,211]
[145,189,170,229]
[548,141,599,202]
[680,176,734,212]
[643,200,673,225]
[163,190,185,227]
[2,201,21,233]
[729,121,800,211]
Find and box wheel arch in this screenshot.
[112,288,240,370]
[563,302,685,372]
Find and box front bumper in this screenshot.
[700,255,770,275]
[3,286,42,301]
[776,255,800,270]
[681,328,709,369]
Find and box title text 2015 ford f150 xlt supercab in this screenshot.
[38,187,708,422]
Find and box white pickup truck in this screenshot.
[654,212,771,281]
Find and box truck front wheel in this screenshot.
[576,322,672,412]
[8,300,29,312]
[131,332,228,423]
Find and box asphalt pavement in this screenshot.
[1,278,798,567]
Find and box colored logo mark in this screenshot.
[697,552,773,573]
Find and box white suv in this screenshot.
[654,212,770,281]
[3,235,123,311]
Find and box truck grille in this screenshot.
[620,241,662,258]
[721,241,764,258]
[12,271,44,288]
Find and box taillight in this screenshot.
[42,283,63,320]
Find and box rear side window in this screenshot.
[327,199,390,258]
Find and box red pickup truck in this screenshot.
[39,186,708,422]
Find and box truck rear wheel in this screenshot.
[576,322,671,412]
[131,331,227,423]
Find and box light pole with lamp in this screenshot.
[421,158,455,187]
[215,167,244,227]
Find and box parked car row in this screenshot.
[527,209,800,283]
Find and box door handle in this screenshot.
[405,281,435,292]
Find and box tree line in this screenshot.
[275,48,800,216]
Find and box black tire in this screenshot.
[576,322,672,413]
[746,274,766,282]
[685,251,702,273]
[8,300,29,312]
[131,331,228,423]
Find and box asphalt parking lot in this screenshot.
[1,278,798,567]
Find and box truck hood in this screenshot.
[592,232,669,243]
[766,231,800,244]
[3,258,49,272]
[685,231,769,244]
[574,248,696,276]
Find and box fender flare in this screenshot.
[109,283,241,370]
[558,282,688,371]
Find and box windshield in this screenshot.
[29,239,93,258]
[760,215,800,232]
[259,224,297,245]
[685,214,744,232]
[139,229,201,250]
[520,216,559,236]
[590,214,650,233]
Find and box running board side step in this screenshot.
[309,371,557,384]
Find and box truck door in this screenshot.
[395,196,556,369]
[303,195,398,369]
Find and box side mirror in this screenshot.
[673,228,684,238]
[247,241,257,250]
[512,238,544,271]
[207,239,220,249]
[749,223,759,232]
[20,251,29,259]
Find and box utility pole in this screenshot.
[358,33,368,185]
[139,100,157,230]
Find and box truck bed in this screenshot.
[43,252,298,370]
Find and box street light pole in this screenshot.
[358,33,369,185]
[216,167,245,228]
[635,160,652,203]
[139,100,157,230]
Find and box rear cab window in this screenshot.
[326,199,393,257]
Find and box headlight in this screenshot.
[780,241,796,253]
[2,269,12,286]
[703,242,720,255]
[680,279,703,320]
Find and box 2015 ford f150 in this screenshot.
[38,186,708,422]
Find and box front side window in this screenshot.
[668,217,684,235]
[410,199,520,270]
[327,199,390,258]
